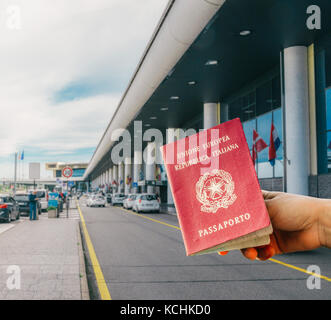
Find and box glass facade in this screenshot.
[327,88,331,171]
[229,75,283,179]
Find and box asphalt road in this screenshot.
[79,200,331,300]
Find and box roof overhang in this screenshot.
[85,0,331,180]
[83,0,226,180]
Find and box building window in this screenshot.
[229,75,283,179]
[327,88,331,171]
[242,109,283,179]
[273,108,284,177]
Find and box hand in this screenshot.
[219,190,331,261]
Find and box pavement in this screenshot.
[79,198,331,300]
[0,203,88,300]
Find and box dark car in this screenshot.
[0,194,20,223]
[14,193,41,216]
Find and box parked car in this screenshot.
[111,193,126,206]
[14,193,41,216]
[123,194,137,209]
[35,189,48,212]
[0,194,20,222]
[87,195,106,207]
[132,194,160,213]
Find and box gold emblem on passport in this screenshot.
[196,169,237,213]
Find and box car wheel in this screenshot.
[7,213,11,223]
[16,213,20,220]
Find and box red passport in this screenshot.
[160,118,272,256]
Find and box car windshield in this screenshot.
[15,195,29,201]
[129,195,137,200]
[141,195,157,201]
[115,194,124,198]
[97,197,104,200]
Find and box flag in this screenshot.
[328,141,331,150]
[126,176,132,185]
[252,130,268,164]
[21,150,24,160]
[269,123,281,166]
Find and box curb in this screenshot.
[76,222,90,300]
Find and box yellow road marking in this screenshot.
[77,201,111,300]
[120,207,181,230]
[269,258,331,282]
[120,207,331,283]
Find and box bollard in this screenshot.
[66,197,70,219]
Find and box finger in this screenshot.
[261,190,281,200]
[218,251,229,256]
[256,244,276,261]
[269,233,283,255]
[240,247,258,260]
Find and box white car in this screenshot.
[35,189,48,212]
[87,195,106,207]
[132,194,160,213]
[111,193,126,206]
[123,194,137,209]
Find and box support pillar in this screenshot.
[133,150,142,194]
[112,165,118,194]
[166,129,176,205]
[124,157,132,195]
[283,46,310,195]
[204,102,219,129]
[145,142,156,194]
[118,162,124,193]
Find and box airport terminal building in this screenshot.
[83,0,331,205]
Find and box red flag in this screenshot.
[252,130,268,164]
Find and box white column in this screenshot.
[118,162,124,193]
[108,168,112,185]
[124,157,132,195]
[166,129,176,205]
[284,46,310,195]
[204,102,219,129]
[146,142,156,194]
[112,165,118,194]
[133,150,142,194]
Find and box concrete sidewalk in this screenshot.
[0,210,88,300]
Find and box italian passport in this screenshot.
[160,118,273,256]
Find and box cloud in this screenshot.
[0,0,168,178]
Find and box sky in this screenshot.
[0,0,168,179]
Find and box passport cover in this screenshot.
[160,118,272,256]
